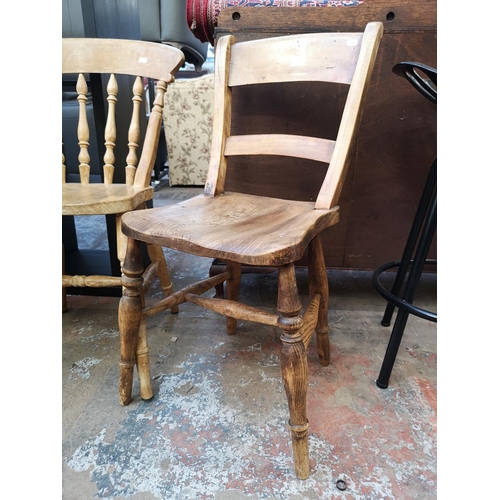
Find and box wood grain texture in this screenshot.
[143,272,231,318]
[185,294,280,327]
[204,35,235,197]
[316,21,383,208]
[122,192,340,266]
[62,184,154,215]
[103,73,118,184]
[225,134,335,164]
[76,73,91,184]
[225,260,241,334]
[118,237,144,406]
[62,38,185,82]
[277,263,309,479]
[228,32,362,86]
[216,1,436,36]
[307,235,330,366]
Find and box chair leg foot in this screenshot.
[289,421,310,480]
[136,320,153,401]
[119,362,135,406]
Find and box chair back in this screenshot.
[204,22,383,209]
[62,38,185,187]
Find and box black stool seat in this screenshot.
[372,62,437,389]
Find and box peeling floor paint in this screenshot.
[66,337,436,499]
[70,357,103,380]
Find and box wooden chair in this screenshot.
[118,23,383,479]
[62,38,185,312]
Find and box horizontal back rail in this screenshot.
[224,134,336,164]
[62,38,185,82]
[228,32,363,87]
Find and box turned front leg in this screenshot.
[308,235,330,366]
[118,237,144,405]
[278,263,310,479]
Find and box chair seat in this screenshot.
[62,184,154,215]
[121,192,340,266]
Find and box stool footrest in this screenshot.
[372,259,437,323]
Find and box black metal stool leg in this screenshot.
[381,159,437,326]
[376,194,437,388]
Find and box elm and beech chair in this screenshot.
[118,23,383,479]
[62,38,184,311]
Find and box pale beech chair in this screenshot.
[118,23,383,479]
[62,39,184,313]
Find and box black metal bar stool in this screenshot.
[372,62,437,389]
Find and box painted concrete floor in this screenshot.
[62,184,437,500]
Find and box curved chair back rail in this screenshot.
[63,38,186,84]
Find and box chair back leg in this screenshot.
[225,261,242,335]
[307,235,331,366]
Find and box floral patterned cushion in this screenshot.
[163,74,214,186]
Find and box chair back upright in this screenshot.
[204,22,383,210]
[62,38,185,188]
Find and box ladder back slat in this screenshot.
[224,135,336,164]
[228,32,363,87]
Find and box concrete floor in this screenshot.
[62,183,437,500]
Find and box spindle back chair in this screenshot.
[62,38,184,311]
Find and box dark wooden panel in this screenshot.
[215,1,436,36]
[345,31,437,269]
